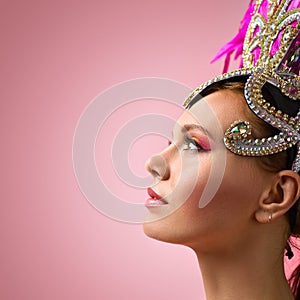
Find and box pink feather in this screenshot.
[210,0,255,73]
[211,0,300,73]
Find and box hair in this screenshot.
[199,80,300,299]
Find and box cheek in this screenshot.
[222,157,263,200]
[208,156,264,225]
[182,157,263,227]
[168,154,210,208]
[156,158,212,234]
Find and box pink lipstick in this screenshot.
[145,187,168,207]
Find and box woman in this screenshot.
[144,0,300,299]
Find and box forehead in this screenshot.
[178,89,248,132]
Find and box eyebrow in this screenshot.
[182,124,212,138]
[171,123,213,140]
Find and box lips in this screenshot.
[145,187,168,207]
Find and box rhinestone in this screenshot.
[230,122,248,135]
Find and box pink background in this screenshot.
[0,0,268,299]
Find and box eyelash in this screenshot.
[168,136,207,152]
[183,135,204,152]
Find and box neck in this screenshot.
[193,235,293,300]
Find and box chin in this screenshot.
[143,220,173,243]
[142,219,190,246]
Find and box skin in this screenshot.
[143,89,300,300]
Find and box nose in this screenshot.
[145,154,170,180]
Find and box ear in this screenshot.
[255,170,300,224]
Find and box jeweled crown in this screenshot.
[184,0,300,172]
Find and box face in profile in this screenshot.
[143,89,275,252]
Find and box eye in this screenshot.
[183,135,205,152]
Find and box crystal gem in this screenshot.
[288,85,298,95]
[230,122,248,135]
[278,33,300,75]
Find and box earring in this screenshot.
[267,212,273,223]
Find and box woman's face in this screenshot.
[143,89,274,252]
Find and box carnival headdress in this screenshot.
[183,0,300,172]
